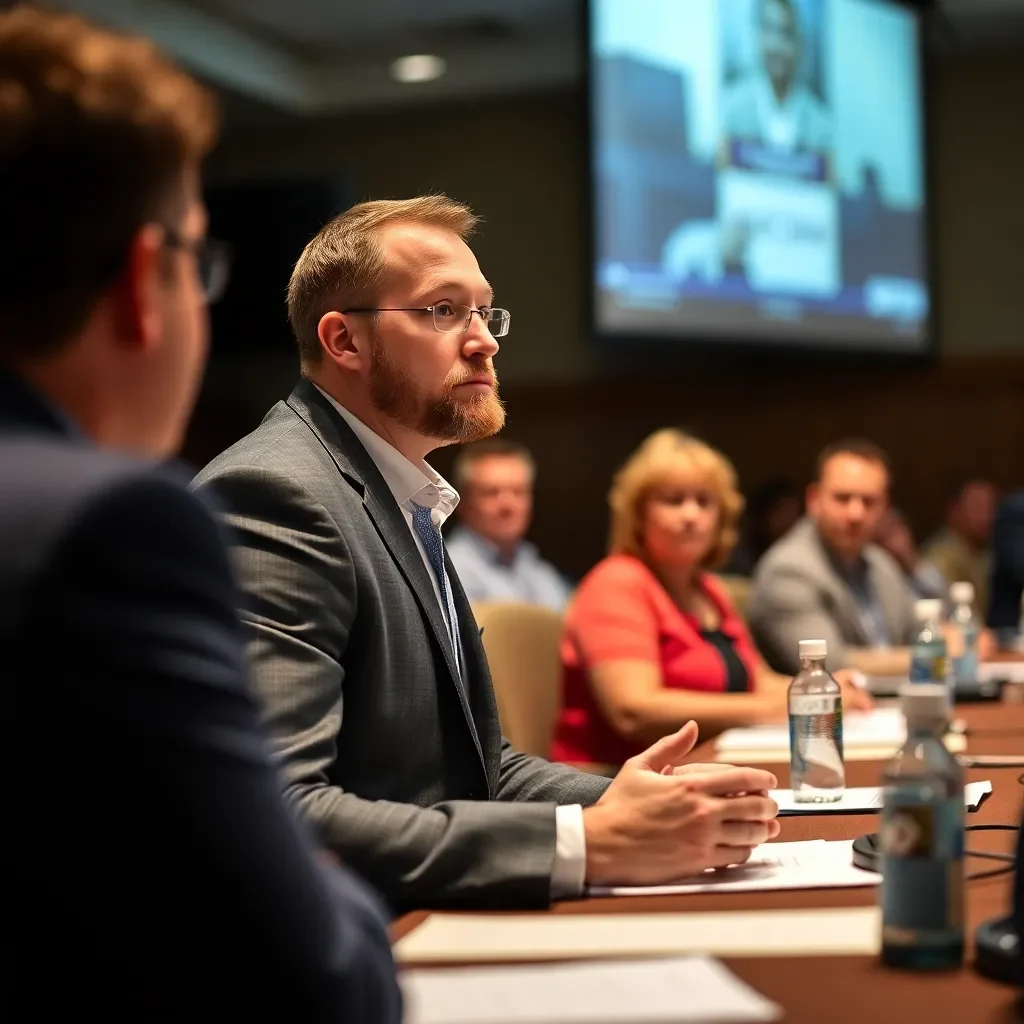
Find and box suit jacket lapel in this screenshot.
[285,382,483,751]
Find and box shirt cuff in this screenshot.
[551,804,587,900]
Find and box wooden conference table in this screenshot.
[394,700,1024,1022]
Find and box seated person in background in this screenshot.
[446,438,572,611]
[875,506,948,602]
[2,8,399,1018]
[923,476,999,618]
[724,476,802,576]
[750,439,918,677]
[987,491,1024,653]
[552,430,870,769]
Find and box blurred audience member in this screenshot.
[552,430,870,768]
[447,439,572,610]
[875,507,948,602]
[750,440,916,676]
[923,477,999,617]
[1,8,399,1019]
[987,491,1024,653]
[726,476,802,575]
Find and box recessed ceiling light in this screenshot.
[390,54,446,84]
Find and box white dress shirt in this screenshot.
[317,387,587,898]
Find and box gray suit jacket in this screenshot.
[192,381,609,912]
[748,517,916,674]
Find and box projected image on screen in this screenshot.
[592,0,929,351]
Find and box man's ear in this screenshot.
[806,482,820,515]
[318,310,368,371]
[112,223,165,353]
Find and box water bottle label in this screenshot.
[789,695,840,716]
[909,654,949,683]
[881,793,964,940]
[952,653,978,685]
[788,703,844,781]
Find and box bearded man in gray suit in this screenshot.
[193,196,779,913]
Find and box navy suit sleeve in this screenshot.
[33,469,401,1020]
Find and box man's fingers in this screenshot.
[716,819,777,846]
[633,721,700,773]
[685,767,778,795]
[713,794,779,822]
[705,845,757,870]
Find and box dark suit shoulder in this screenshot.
[0,438,220,608]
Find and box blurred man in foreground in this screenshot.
[1,8,399,1018]
[447,438,572,610]
[750,440,917,676]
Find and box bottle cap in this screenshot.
[949,581,974,605]
[898,683,952,722]
[914,598,943,622]
[798,638,827,659]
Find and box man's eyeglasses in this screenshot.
[341,303,511,338]
[162,227,233,304]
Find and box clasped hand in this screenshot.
[583,721,780,886]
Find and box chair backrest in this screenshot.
[717,573,752,623]
[471,601,564,758]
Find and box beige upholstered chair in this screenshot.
[471,601,564,758]
[716,573,752,624]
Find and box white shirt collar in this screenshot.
[753,71,806,150]
[315,385,459,524]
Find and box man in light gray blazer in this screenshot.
[193,196,780,913]
[749,440,917,677]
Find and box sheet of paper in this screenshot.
[772,779,992,815]
[979,660,1024,683]
[714,707,967,761]
[716,708,903,754]
[588,840,877,897]
[716,734,967,763]
[395,906,881,964]
[401,956,782,1024]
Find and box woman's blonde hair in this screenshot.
[608,428,745,570]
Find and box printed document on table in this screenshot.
[401,956,782,1024]
[772,779,992,815]
[587,840,876,897]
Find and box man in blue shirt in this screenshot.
[447,439,573,611]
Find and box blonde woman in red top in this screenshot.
[552,429,871,768]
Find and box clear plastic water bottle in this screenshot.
[880,684,964,969]
[788,638,844,803]
[947,582,979,689]
[909,599,949,687]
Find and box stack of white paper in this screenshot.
[714,707,967,761]
[978,661,1024,683]
[396,906,882,965]
[401,956,782,1024]
[771,779,992,815]
[588,839,876,897]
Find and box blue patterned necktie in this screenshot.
[411,503,462,676]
